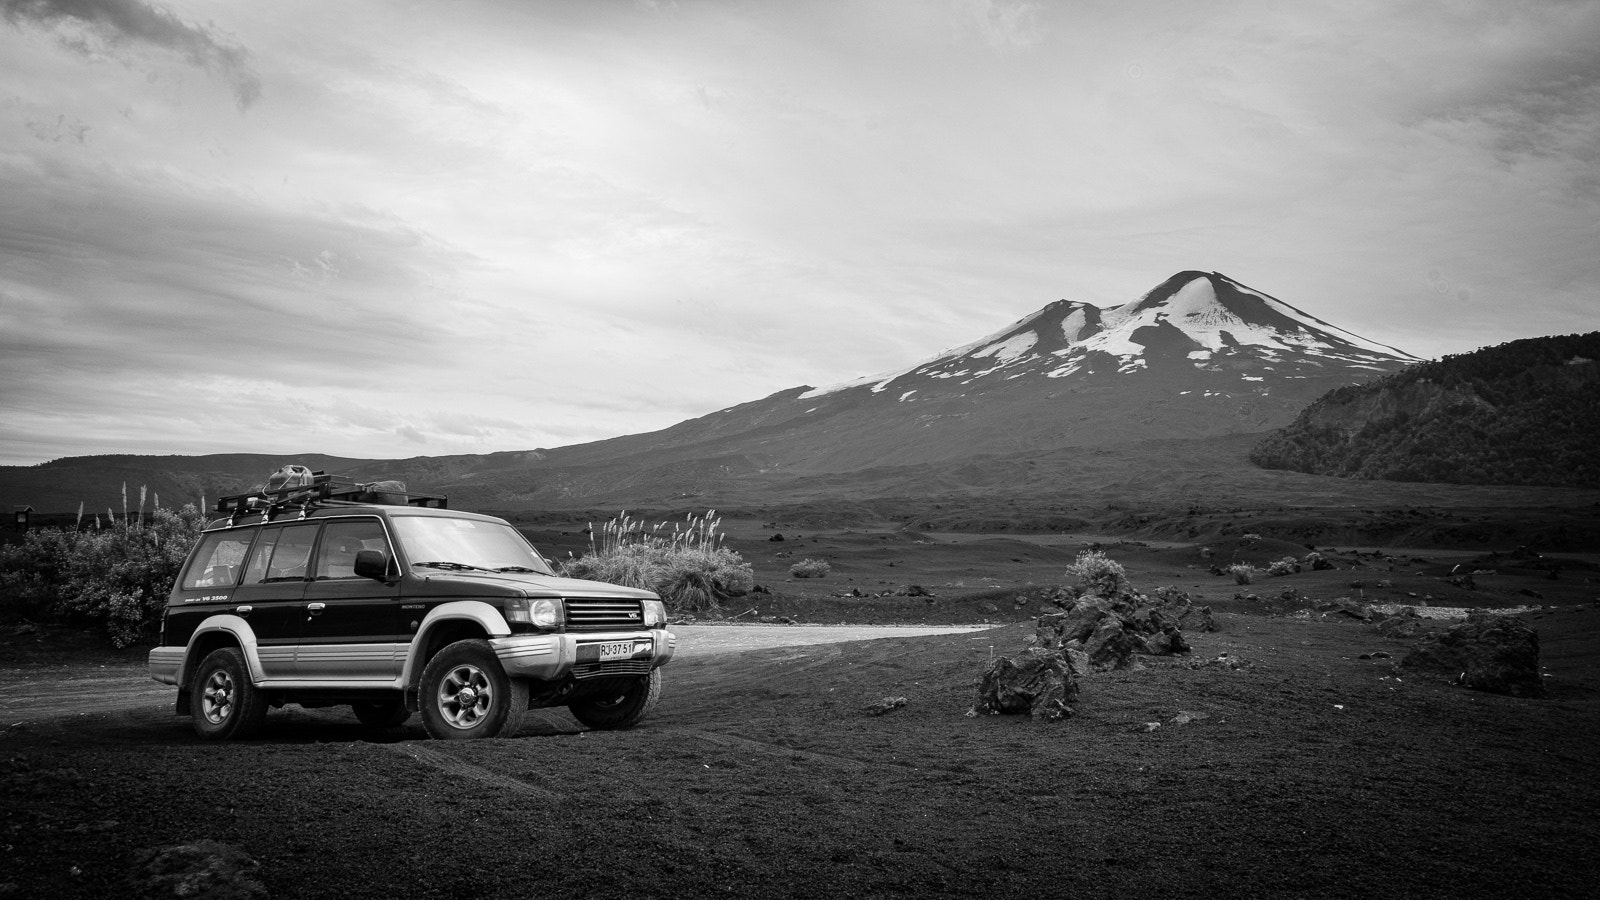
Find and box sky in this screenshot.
[1,0,1596,467]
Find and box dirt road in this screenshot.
[0,623,994,727]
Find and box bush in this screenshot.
[1228,564,1256,585]
[0,503,205,647]
[789,558,831,579]
[1066,549,1127,596]
[1267,556,1302,577]
[559,511,754,612]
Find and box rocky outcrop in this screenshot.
[1400,610,1545,697]
[973,585,1204,720]
[971,648,1084,721]
[1034,590,1203,671]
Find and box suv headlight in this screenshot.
[505,597,563,630]
[642,599,667,628]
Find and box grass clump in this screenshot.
[559,511,753,612]
[789,558,831,579]
[1228,564,1257,585]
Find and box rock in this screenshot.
[864,697,907,716]
[1037,590,1196,670]
[1186,653,1248,671]
[1400,610,1544,697]
[135,841,267,900]
[971,648,1080,720]
[979,603,999,614]
[768,533,785,542]
[1376,614,1427,640]
[1036,604,1107,649]
[1315,598,1375,621]
[1141,626,1190,656]
[903,584,933,597]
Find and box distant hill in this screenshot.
[1249,332,1600,488]
[2,271,1419,512]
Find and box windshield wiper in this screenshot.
[412,561,492,572]
[493,565,544,573]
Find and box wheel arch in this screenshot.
[174,615,260,713]
[179,615,263,683]
[400,601,510,694]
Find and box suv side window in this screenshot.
[241,527,277,584]
[314,519,390,580]
[181,531,256,590]
[243,523,321,583]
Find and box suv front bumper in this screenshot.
[490,628,676,681]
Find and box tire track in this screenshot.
[690,729,871,770]
[381,742,565,800]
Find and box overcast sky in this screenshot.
[2,0,1596,466]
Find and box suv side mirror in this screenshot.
[353,549,391,581]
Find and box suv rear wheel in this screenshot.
[191,647,269,740]
[569,668,661,730]
[419,639,529,740]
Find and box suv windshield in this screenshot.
[389,516,556,575]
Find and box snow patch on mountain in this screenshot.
[971,330,1038,362]
[798,270,1417,401]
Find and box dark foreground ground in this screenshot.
[4,533,1599,899]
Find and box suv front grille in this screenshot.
[573,660,653,679]
[565,597,645,631]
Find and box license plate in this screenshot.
[597,641,635,661]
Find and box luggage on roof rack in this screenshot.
[215,468,447,518]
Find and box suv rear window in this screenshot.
[181,531,255,590]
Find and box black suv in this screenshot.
[148,470,674,740]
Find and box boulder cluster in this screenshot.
[1400,609,1545,698]
[972,585,1212,721]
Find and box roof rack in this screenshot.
[215,470,447,524]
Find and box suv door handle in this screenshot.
[306,602,326,616]
[235,605,252,617]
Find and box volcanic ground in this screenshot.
[3,519,1598,899]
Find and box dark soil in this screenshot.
[4,536,1599,899]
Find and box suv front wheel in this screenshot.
[191,647,269,740]
[419,639,529,740]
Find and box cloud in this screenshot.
[954,0,1043,51]
[1,0,261,109]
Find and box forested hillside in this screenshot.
[1250,332,1600,487]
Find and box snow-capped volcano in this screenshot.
[803,271,1418,399]
[2,271,1426,508]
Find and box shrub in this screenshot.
[789,558,831,578]
[1304,551,1334,571]
[1065,549,1127,596]
[0,502,205,647]
[1267,556,1302,577]
[1228,564,1256,585]
[559,511,754,612]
